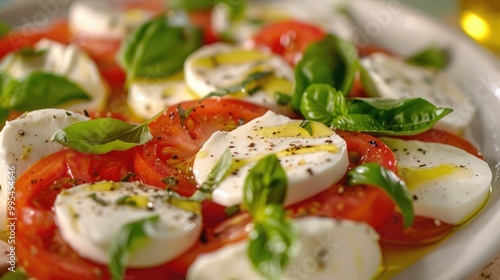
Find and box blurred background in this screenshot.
[1,0,498,56]
[401,0,500,55]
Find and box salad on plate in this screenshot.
[0,0,494,279]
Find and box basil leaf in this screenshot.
[169,0,213,10]
[0,108,8,125]
[300,84,453,135]
[0,72,91,124]
[244,154,287,217]
[248,205,298,280]
[344,97,453,135]
[275,92,292,105]
[7,72,90,110]
[299,83,345,124]
[243,156,297,279]
[14,47,47,58]
[0,73,16,124]
[199,148,233,194]
[0,22,10,37]
[51,118,152,154]
[0,269,29,280]
[243,155,298,280]
[348,163,414,227]
[407,45,449,70]
[292,34,358,110]
[299,120,313,136]
[224,204,240,217]
[109,215,159,280]
[118,14,203,84]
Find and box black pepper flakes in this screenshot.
[307,168,314,176]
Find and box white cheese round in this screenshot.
[193,111,348,207]
[380,137,492,224]
[187,216,382,280]
[184,43,295,114]
[54,181,202,267]
[68,0,152,40]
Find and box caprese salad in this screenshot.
[0,0,493,279]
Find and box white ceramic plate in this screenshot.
[2,0,500,279]
[348,0,500,279]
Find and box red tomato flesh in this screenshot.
[252,20,326,65]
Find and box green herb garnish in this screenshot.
[299,84,452,135]
[407,45,449,70]
[108,215,160,280]
[244,155,298,280]
[118,13,203,85]
[292,34,358,111]
[0,72,91,124]
[89,193,109,206]
[348,163,414,227]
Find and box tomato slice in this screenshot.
[251,20,326,65]
[287,130,397,228]
[16,148,188,279]
[16,149,136,280]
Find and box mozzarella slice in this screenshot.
[184,43,294,114]
[187,217,382,280]
[192,111,348,207]
[0,39,108,112]
[128,72,198,119]
[360,53,476,134]
[68,0,152,40]
[0,109,88,201]
[54,181,202,267]
[380,137,492,224]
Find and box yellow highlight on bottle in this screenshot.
[459,0,500,54]
[460,11,490,41]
